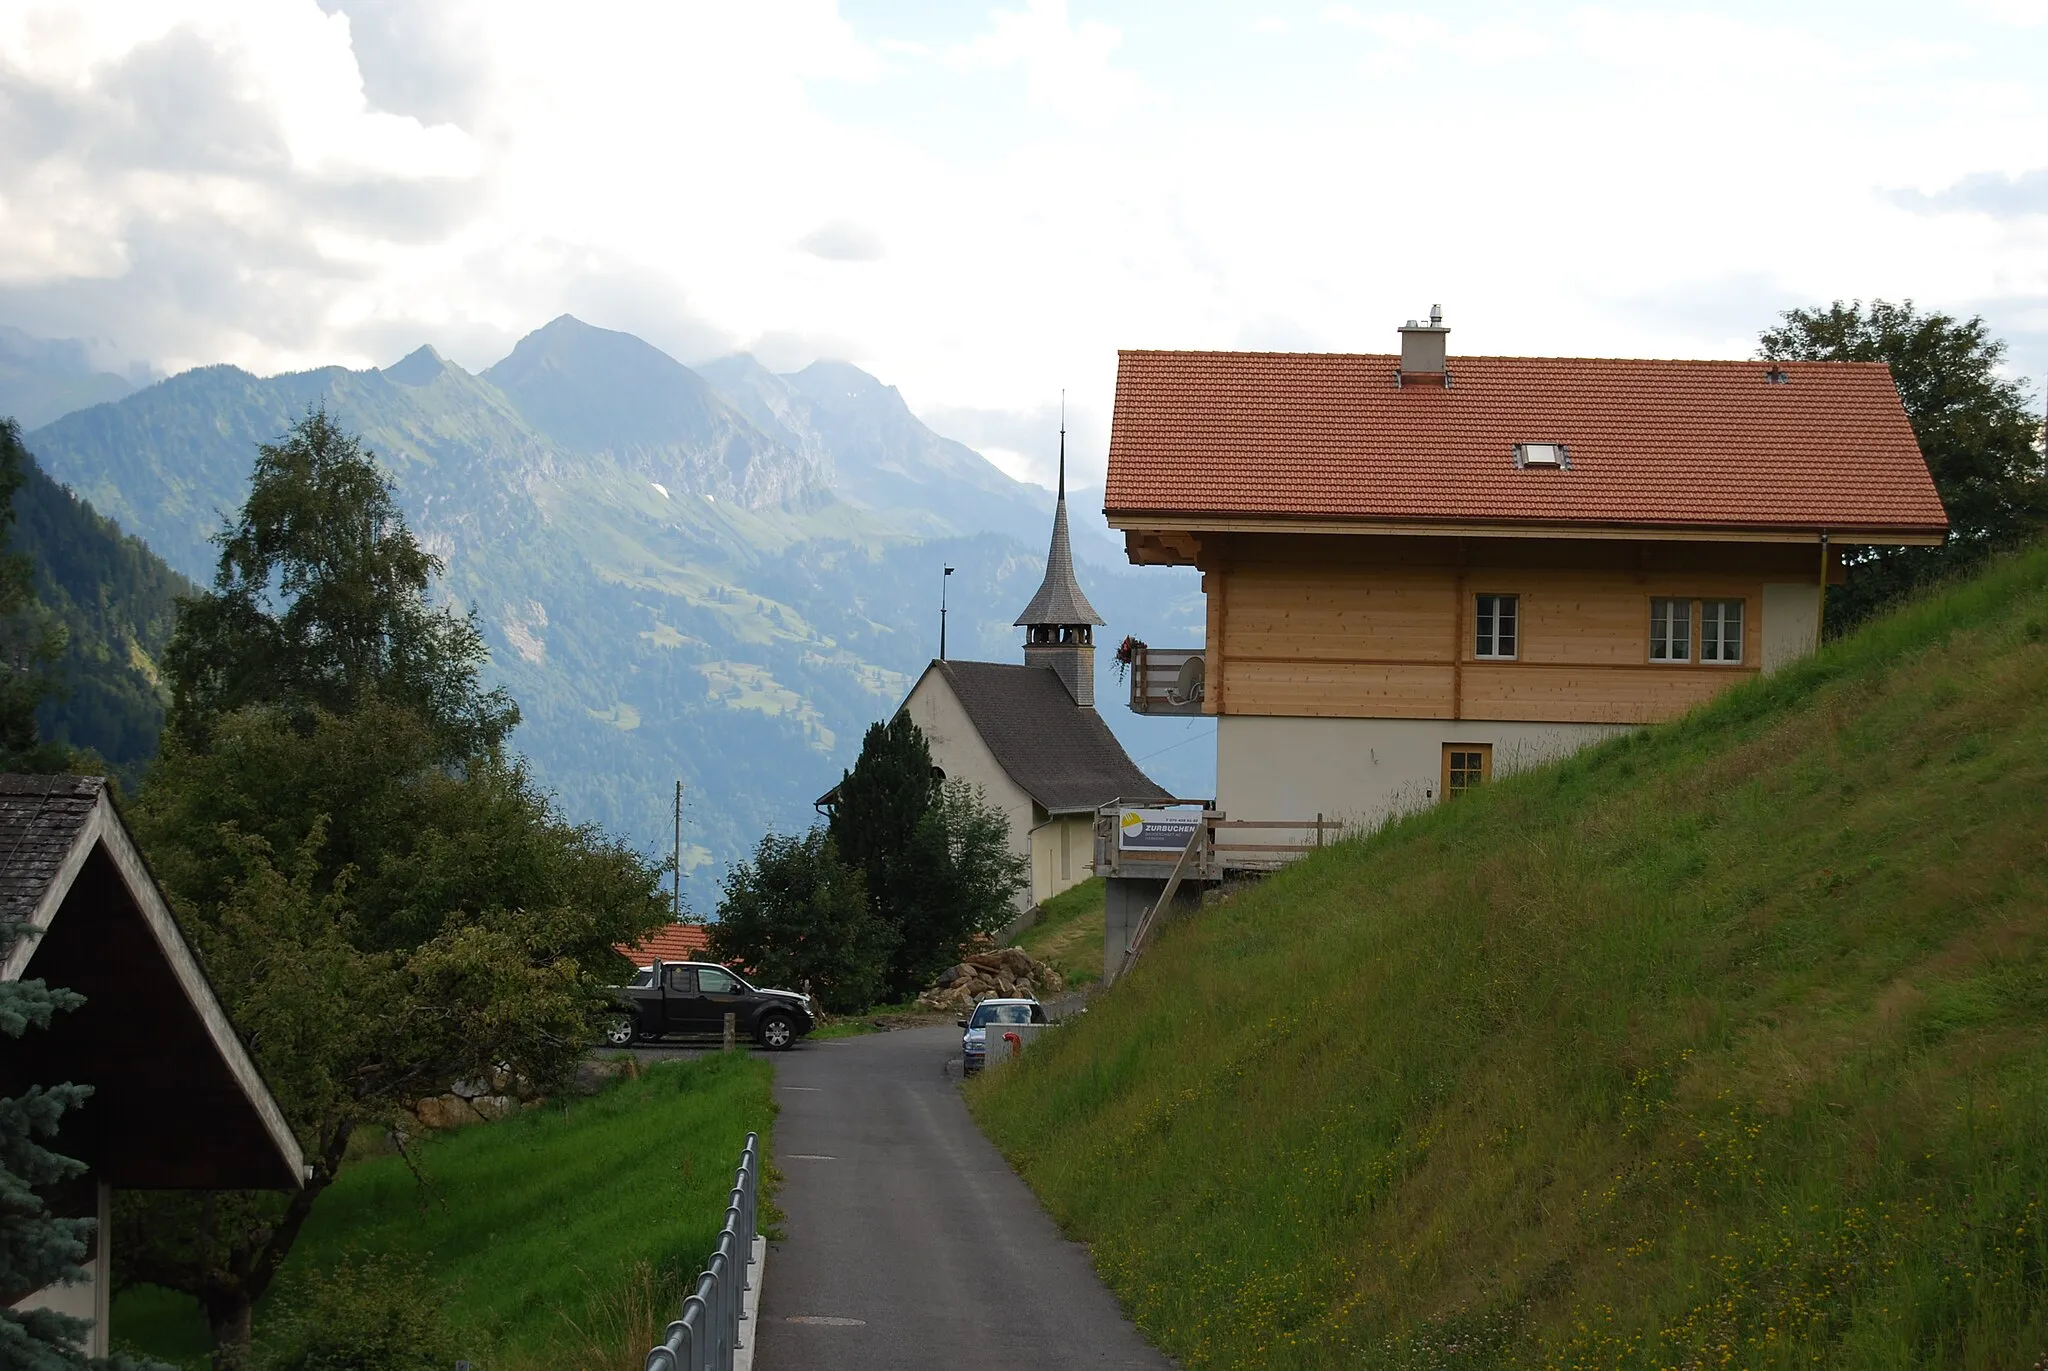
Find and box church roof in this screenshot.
[930,660,1171,813]
[1014,435,1105,628]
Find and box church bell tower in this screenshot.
[1014,416,1104,707]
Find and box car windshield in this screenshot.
[627,967,654,989]
[972,1003,1034,1027]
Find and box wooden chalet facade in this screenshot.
[1104,313,1949,828]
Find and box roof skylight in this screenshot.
[1513,443,1569,469]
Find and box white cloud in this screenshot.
[0,0,2045,485]
[799,220,885,261]
[941,0,1144,125]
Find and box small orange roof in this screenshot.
[617,923,711,965]
[1104,351,1948,538]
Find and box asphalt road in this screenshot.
[752,1025,1175,1370]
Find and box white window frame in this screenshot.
[1700,599,1744,664]
[1649,597,1692,663]
[1474,594,1519,660]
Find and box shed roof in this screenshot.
[927,660,1172,813]
[1104,351,1948,538]
[0,774,305,1191]
[617,923,711,965]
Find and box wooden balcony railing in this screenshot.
[1093,807,1345,881]
[1126,646,1206,716]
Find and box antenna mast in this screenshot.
[939,564,955,660]
[672,780,684,922]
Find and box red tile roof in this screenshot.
[1104,352,1947,537]
[617,923,711,965]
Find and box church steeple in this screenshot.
[1015,409,1104,706]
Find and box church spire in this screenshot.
[1015,405,1103,631]
[1015,400,1104,706]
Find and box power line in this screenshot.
[1135,729,1211,764]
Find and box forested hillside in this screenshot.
[0,420,189,781]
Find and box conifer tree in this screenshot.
[0,925,161,1368]
[828,716,1026,997]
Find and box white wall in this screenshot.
[1217,716,1630,833]
[901,670,1038,912]
[1029,812,1096,906]
[10,1180,109,1356]
[1762,582,1821,671]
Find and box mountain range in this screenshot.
[0,325,148,430]
[10,317,1210,896]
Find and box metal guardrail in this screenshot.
[645,1132,760,1371]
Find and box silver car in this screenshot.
[960,997,1048,1074]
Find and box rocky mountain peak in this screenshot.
[383,344,450,387]
[483,317,825,508]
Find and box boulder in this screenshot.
[413,1094,482,1130]
[572,1057,634,1095]
[469,1094,519,1122]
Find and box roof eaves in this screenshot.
[1105,511,1949,543]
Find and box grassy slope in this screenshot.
[1018,876,1108,988]
[972,546,2048,1370]
[115,1054,774,1369]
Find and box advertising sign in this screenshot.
[1118,807,1201,853]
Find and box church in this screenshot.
[855,439,1172,911]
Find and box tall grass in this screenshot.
[115,1052,774,1369]
[1018,876,1108,987]
[972,544,2048,1369]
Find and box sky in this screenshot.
[1,0,2044,489]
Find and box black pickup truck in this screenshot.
[603,960,814,1050]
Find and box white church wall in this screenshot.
[901,668,1037,912]
[1028,812,1096,907]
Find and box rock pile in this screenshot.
[408,1066,537,1131]
[916,946,1064,1012]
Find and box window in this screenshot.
[1513,442,1570,468]
[1649,598,1692,662]
[666,966,693,993]
[629,967,655,989]
[1475,594,1518,659]
[697,967,738,995]
[1701,599,1744,663]
[1443,744,1492,799]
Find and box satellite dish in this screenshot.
[1166,654,1205,706]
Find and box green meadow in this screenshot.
[973,544,2048,1369]
[116,1053,774,1370]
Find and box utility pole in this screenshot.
[939,564,954,660]
[672,779,684,923]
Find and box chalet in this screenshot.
[825,439,1172,910]
[1,775,305,1357]
[1105,310,1948,830]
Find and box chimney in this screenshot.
[1398,304,1449,381]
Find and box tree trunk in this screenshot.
[207,1295,254,1371]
